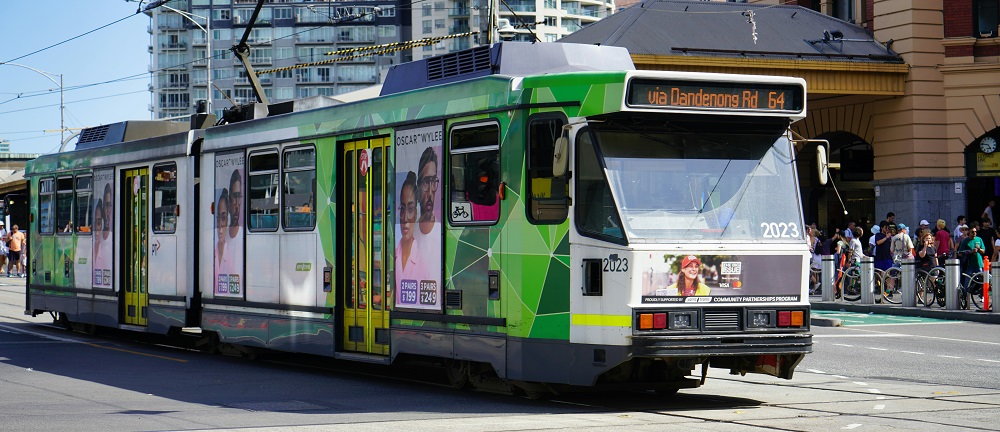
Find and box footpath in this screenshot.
[809,296,1000,326]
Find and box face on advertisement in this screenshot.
[399,175,417,243]
[217,190,229,246]
[680,260,700,283]
[417,147,438,221]
[103,185,113,231]
[94,200,104,245]
[229,170,242,227]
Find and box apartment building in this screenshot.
[410,0,616,61]
[147,0,409,120]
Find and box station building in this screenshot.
[563,0,1000,232]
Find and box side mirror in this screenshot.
[813,140,840,186]
[816,144,828,185]
[552,136,569,177]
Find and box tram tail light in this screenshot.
[777,311,791,327]
[790,311,804,327]
[653,313,667,329]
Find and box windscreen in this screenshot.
[581,122,803,243]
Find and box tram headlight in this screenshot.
[668,311,695,330]
[749,310,776,328]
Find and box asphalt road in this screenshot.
[2,280,1000,431]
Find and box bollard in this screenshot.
[945,258,960,310]
[992,264,1000,313]
[860,256,875,304]
[984,257,991,312]
[901,258,916,307]
[822,255,836,302]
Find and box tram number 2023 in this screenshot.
[603,255,629,272]
[760,222,800,238]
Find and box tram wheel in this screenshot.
[445,360,470,389]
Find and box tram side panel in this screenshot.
[200,142,331,356]
[145,159,195,333]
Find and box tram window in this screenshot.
[56,177,74,234]
[574,131,625,244]
[526,116,568,224]
[152,164,178,233]
[283,147,316,230]
[248,151,279,231]
[449,123,500,225]
[74,175,93,234]
[39,178,55,234]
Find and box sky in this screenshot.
[0,1,155,155]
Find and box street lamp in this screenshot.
[1,63,64,146]
[147,2,212,113]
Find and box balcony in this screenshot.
[249,57,273,65]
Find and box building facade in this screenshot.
[410,0,615,61]
[147,0,409,121]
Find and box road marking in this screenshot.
[806,369,826,374]
[833,343,854,347]
[866,347,888,351]
[900,350,924,355]
[938,355,962,359]
[868,389,882,394]
[831,375,848,379]
[853,381,868,386]
[843,424,862,429]
[873,404,885,410]
[977,358,1000,363]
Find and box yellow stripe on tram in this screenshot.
[571,314,632,327]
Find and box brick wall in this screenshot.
[944,0,973,39]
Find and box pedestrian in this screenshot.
[891,223,915,262]
[953,215,967,243]
[983,199,996,224]
[978,217,996,261]
[0,222,8,275]
[868,224,880,256]
[6,225,26,278]
[874,221,893,272]
[934,219,951,260]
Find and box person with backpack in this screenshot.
[957,221,986,275]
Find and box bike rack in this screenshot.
[945,258,961,310]
[901,258,916,307]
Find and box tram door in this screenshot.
[121,168,149,326]
[342,138,391,354]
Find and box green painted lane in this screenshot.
[812,310,948,326]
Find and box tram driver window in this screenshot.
[526,116,568,224]
[152,164,178,233]
[283,147,316,230]
[449,123,500,225]
[75,175,93,234]
[574,131,625,243]
[39,178,55,234]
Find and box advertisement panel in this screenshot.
[215,151,245,298]
[639,253,802,303]
[393,124,443,312]
[92,169,114,289]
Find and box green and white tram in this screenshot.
[26,42,811,394]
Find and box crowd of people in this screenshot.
[809,200,1000,288]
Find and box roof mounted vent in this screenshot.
[75,121,190,150]
[426,45,493,81]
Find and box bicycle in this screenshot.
[840,264,884,302]
[880,266,902,304]
[916,267,944,306]
[917,265,988,310]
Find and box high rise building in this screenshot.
[147,0,409,121]
[410,0,616,61]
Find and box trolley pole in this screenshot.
[822,255,836,302]
[945,258,960,310]
[860,257,875,304]
[901,258,916,307]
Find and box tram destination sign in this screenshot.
[627,79,804,113]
